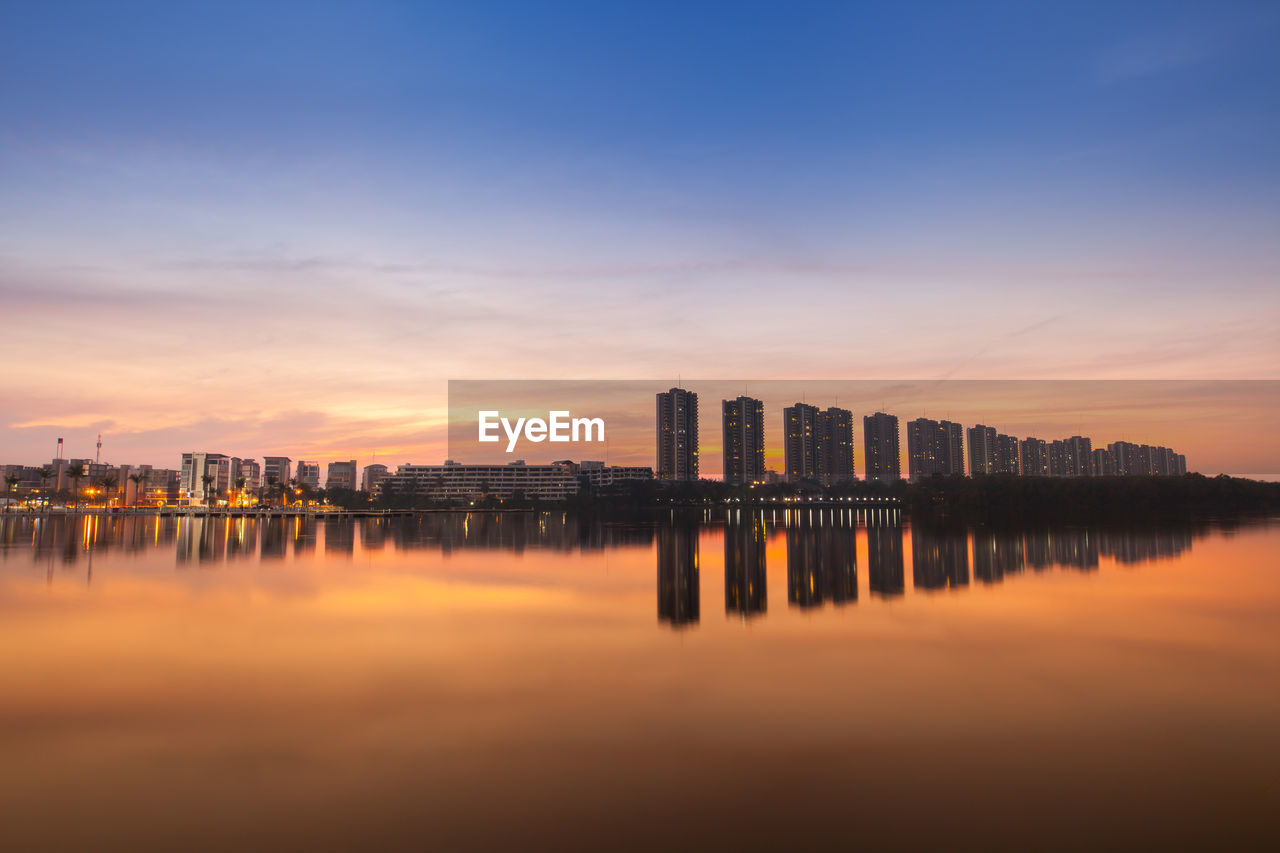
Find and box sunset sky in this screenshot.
[2,1,1278,474]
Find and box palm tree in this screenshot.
[201,474,216,509]
[128,471,148,508]
[3,472,19,512]
[67,463,86,510]
[97,473,119,507]
[234,476,246,507]
[37,466,53,512]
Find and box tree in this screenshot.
[37,466,53,512]
[128,471,148,508]
[233,476,246,507]
[201,473,216,508]
[97,473,119,507]
[67,463,86,510]
[3,472,19,511]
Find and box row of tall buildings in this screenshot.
[655,388,1188,484]
[175,454,379,502]
[1,452,383,506]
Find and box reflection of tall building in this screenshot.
[973,532,1025,583]
[657,525,699,627]
[911,528,969,590]
[360,518,387,551]
[822,523,858,604]
[261,517,288,559]
[863,412,901,483]
[868,525,904,596]
[656,388,699,481]
[723,396,765,486]
[225,518,257,559]
[725,515,767,617]
[324,517,355,557]
[907,418,965,480]
[785,516,858,609]
[1051,529,1099,571]
[1024,530,1053,570]
[292,516,317,556]
[176,516,223,562]
[1099,528,1193,564]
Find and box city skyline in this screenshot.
[8,379,1261,486]
[3,3,1279,473]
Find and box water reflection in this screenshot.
[657,523,699,628]
[912,529,969,590]
[785,519,857,609]
[868,526,905,597]
[724,514,767,619]
[0,512,1202,626]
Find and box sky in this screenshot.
[2,1,1278,474]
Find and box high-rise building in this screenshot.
[238,458,261,493]
[942,420,965,475]
[1063,436,1093,477]
[1020,437,1049,476]
[1092,447,1116,476]
[863,412,901,483]
[782,403,819,484]
[179,452,234,502]
[967,425,996,475]
[907,417,964,481]
[818,407,856,486]
[361,464,389,492]
[656,388,699,481]
[263,456,292,486]
[326,459,358,491]
[722,396,765,486]
[995,434,1020,475]
[295,460,321,489]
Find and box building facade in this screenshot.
[326,460,358,491]
[722,396,765,486]
[656,388,699,481]
[863,412,901,483]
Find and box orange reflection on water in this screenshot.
[0,514,1277,849]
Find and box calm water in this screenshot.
[1,511,1277,850]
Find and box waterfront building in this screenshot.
[967,425,996,475]
[995,433,1020,475]
[325,459,358,491]
[863,412,901,483]
[361,464,389,492]
[295,460,321,489]
[722,396,765,486]
[656,388,699,481]
[1020,437,1049,476]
